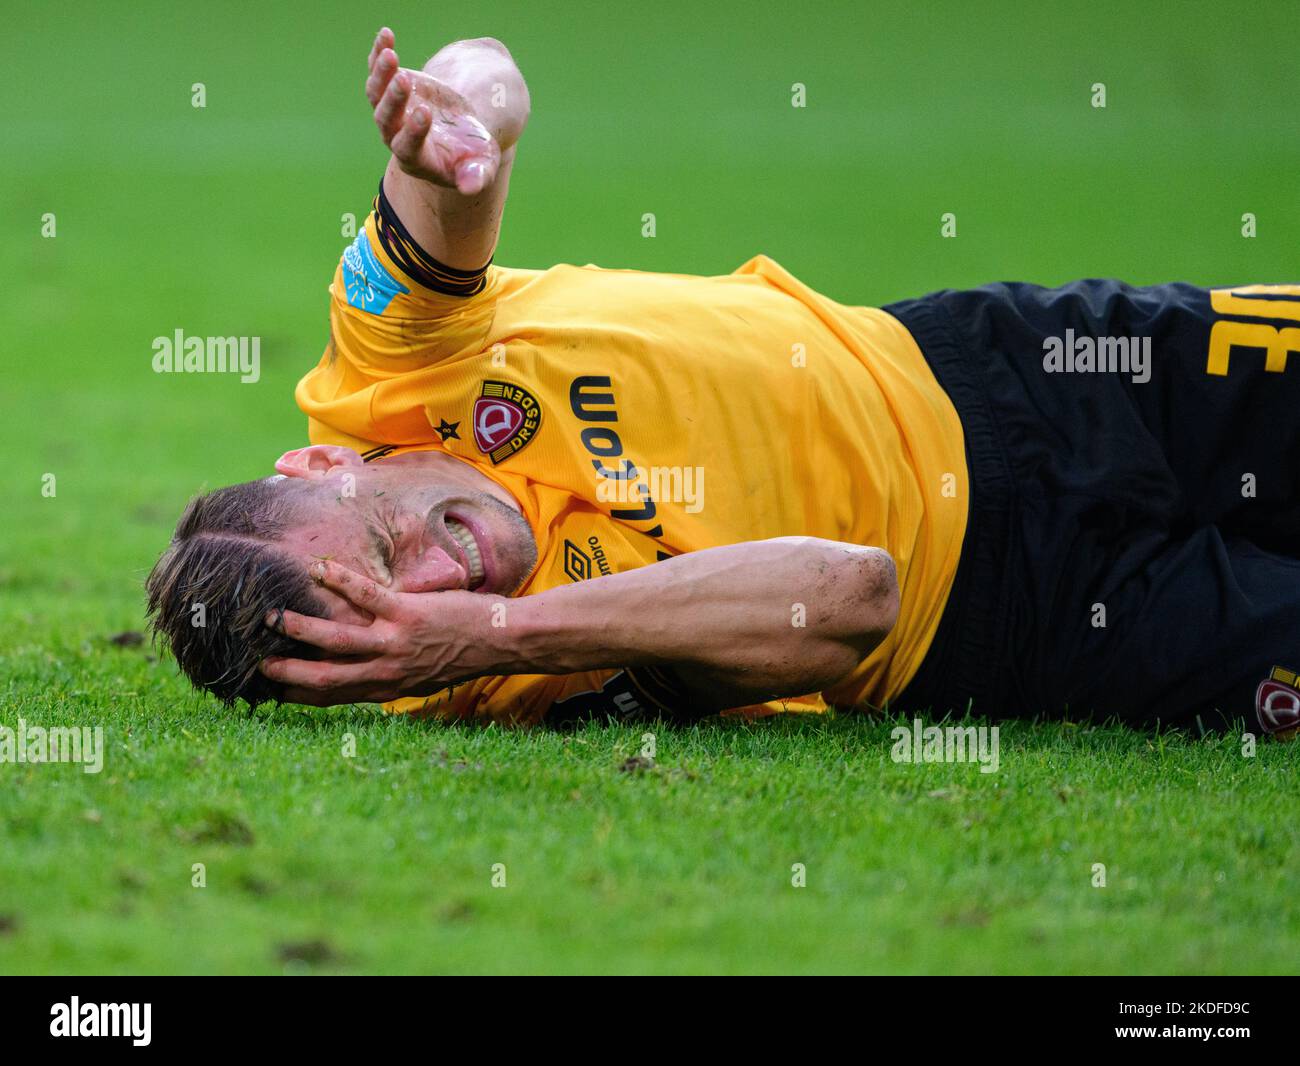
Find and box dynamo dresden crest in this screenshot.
[472,380,542,464]
[1256,666,1300,737]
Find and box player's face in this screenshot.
[273,449,537,623]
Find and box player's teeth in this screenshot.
[446,518,484,587]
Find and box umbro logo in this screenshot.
[563,539,592,582]
[563,536,613,583]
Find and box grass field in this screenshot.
[1,0,1297,974]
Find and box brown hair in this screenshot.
[146,478,326,707]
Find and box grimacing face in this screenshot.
[274,445,538,621]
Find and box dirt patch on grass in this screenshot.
[437,899,475,923]
[277,938,344,966]
[183,809,254,846]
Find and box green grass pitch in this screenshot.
[1,0,1296,974]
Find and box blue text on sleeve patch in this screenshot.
[342,230,410,315]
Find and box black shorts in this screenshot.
[887,279,1300,736]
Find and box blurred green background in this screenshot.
[0,1,1296,974]
[5,0,1296,526]
[5,0,1297,563]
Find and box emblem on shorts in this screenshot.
[1255,666,1300,737]
[473,380,541,463]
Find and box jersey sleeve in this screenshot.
[383,670,667,726]
[297,184,529,450]
[382,668,829,726]
[329,183,503,361]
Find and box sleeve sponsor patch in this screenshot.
[341,230,409,315]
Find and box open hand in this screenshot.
[365,27,502,196]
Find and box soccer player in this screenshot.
[147,30,1300,738]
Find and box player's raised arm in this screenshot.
[365,28,530,271]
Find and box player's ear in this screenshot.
[274,445,366,479]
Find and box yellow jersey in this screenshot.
[296,198,968,724]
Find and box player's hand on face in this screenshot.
[365,27,501,196]
[258,559,511,707]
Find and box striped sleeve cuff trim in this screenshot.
[372,181,490,297]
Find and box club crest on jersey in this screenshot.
[473,380,541,463]
[1256,665,1300,737]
